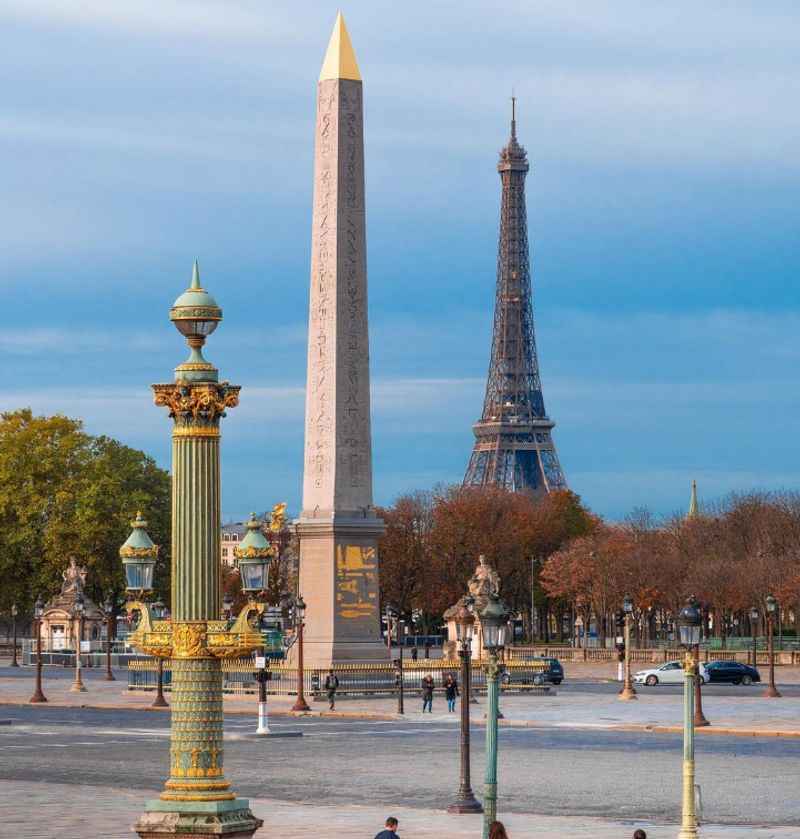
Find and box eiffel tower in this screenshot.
[464,100,566,494]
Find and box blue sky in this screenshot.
[1,1,798,521]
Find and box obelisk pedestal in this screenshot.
[296,14,387,668]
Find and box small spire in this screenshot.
[191,260,201,290]
[319,12,362,82]
[511,94,517,140]
[687,480,699,519]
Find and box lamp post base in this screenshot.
[693,712,710,727]
[29,689,47,704]
[447,793,484,814]
[134,799,263,838]
[618,685,638,701]
[764,685,782,698]
[105,671,116,682]
[69,681,87,693]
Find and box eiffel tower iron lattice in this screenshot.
[464,100,566,494]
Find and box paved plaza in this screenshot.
[3,664,800,837]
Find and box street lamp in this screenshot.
[447,596,482,814]
[618,594,637,701]
[126,263,262,838]
[291,595,310,712]
[479,593,508,839]
[10,604,19,667]
[386,605,405,716]
[677,597,702,839]
[103,595,116,682]
[764,595,781,698]
[150,600,169,709]
[29,596,47,703]
[749,606,759,668]
[70,591,87,693]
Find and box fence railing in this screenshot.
[128,657,548,697]
[507,645,797,666]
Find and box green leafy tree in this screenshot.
[0,409,170,624]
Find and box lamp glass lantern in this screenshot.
[749,606,759,623]
[238,557,269,593]
[294,596,306,625]
[454,601,475,643]
[765,594,777,615]
[120,512,158,595]
[677,599,702,648]
[11,604,18,618]
[623,595,633,615]
[480,594,509,653]
[235,513,272,594]
[34,596,44,620]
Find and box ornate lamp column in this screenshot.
[618,594,637,701]
[479,593,509,839]
[677,598,701,839]
[447,597,482,814]
[70,592,87,693]
[103,596,116,681]
[29,596,47,703]
[764,595,781,698]
[129,263,262,839]
[10,604,19,667]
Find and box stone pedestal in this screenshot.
[135,800,262,838]
[296,515,386,668]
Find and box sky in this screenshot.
[0,1,798,522]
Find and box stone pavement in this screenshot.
[2,780,797,839]
[3,668,800,737]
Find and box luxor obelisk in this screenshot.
[295,13,387,667]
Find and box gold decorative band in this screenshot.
[160,792,236,802]
[172,426,220,438]
[165,780,230,791]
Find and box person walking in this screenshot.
[411,646,418,662]
[488,821,509,839]
[374,816,399,838]
[421,673,435,713]
[324,669,339,711]
[633,831,647,839]
[445,673,459,713]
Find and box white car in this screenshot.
[633,660,709,686]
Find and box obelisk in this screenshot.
[295,13,387,667]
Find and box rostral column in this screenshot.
[295,13,387,667]
[132,262,263,839]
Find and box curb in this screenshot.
[3,698,799,738]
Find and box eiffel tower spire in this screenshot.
[464,102,566,494]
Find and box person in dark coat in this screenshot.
[374,816,399,838]
[324,669,339,711]
[421,673,435,713]
[410,646,418,661]
[445,673,459,712]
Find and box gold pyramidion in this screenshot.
[319,11,361,81]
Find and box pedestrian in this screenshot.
[324,669,339,711]
[421,673,434,713]
[633,831,647,839]
[445,673,459,712]
[411,646,418,662]
[488,821,509,839]
[374,816,399,838]
[424,642,431,659]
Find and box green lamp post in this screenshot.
[480,593,509,839]
[127,263,263,839]
[677,597,702,839]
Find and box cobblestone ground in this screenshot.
[2,780,798,839]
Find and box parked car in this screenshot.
[704,660,761,685]
[501,657,564,688]
[634,660,710,686]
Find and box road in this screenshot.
[2,704,798,827]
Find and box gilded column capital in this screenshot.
[152,380,240,437]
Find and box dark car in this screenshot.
[704,660,761,685]
[529,657,563,686]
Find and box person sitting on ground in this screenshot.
[488,821,509,839]
[633,831,647,839]
[374,816,399,838]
